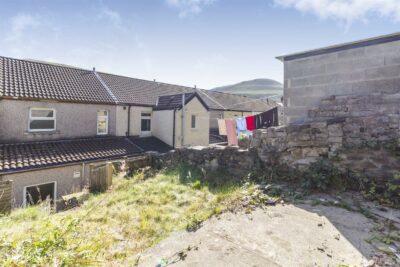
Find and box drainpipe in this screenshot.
[181,93,185,147]
[127,106,131,136]
[172,109,176,148]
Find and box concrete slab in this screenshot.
[137,204,387,267]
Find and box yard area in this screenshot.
[0,166,252,266]
[0,165,399,266]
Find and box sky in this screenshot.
[1,0,400,89]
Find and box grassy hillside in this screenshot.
[0,166,254,266]
[211,79,283,101]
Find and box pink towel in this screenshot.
[225,119,238,146]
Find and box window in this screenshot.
[29,108,56,132]
[191,115,197,129]
[141,112,151,132]
[97,110,108,135]
[24,182,56,207]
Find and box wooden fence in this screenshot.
[89,162,113,193]
[0,180,12,215]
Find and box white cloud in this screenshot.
[166,0,216,17]
[274,0,400,27]
[6,13,41,42]
[98,5,125,31]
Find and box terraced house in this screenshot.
[0,56,276,209]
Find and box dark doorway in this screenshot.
[25,182,55,206]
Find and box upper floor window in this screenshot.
[141,112,151,132]
[97,110,108,135]
[29,108,56,132]
[191,115,197,129]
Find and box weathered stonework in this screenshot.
[251,92,400,182]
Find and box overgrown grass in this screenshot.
[0,165,250,266]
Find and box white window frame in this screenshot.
[191,114,197,129]
[28,108,56,132]
[140,112,152,136]
[23,181,57,208]
[97,110,109,135]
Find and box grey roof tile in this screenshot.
[0,56,115,104]
[0,137,142,173]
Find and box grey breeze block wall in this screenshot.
[0,99,117,142]
[283,40,400,124]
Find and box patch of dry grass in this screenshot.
[0,167,251,266]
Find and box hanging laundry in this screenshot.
[260,107,279,128]
[217,119,227,135]
[235,117,247,132]
[225,119,238,146]
[254,113,262,129]
[245,115,255,131]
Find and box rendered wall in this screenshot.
[0,99,117,142]
[114,105,154,137]
[153,110,174,146]
[174,97,210,147]
[283,40,400,124]
[1,163,92,207]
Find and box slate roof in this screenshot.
[0,136,174,174]
[0,55,277,112]
[129,136,173,154]
[203,90,276,112]
[0,56,115,104]
[0,137,139,173]
[99,71,276,112]
[153,92,208,110]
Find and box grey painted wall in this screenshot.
[283,40,400,124]
[1,163,90,207]
[0,99,117,142]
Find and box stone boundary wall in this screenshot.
[251,92,400,181]
[122,93,399,187]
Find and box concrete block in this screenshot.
[364,65,400,80]
[337,47,366,59]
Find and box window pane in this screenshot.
[31,109,54,118]
[191,115,196,128]
[141,119,151,131]
[141,113,151,117]
[30,120,55,130]
[97,118,107,134]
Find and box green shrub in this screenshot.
[301,159,343,192]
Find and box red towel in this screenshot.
[246,116,255,131]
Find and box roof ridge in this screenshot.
[0,55,92,72]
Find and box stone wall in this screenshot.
[123,92,399,191]
[150,146,258,177]
[251,92,400,181]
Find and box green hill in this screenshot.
[211,79,283,102]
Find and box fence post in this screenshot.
[0,180,13,215]
[106,162,113,189]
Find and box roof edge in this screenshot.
[276,32,400,62]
